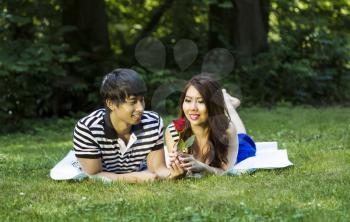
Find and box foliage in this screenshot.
[0,0,80,130]
[1,0,350,131]
[106,0,208,60]
[230,0,350,105]
[108,0,350,106]
[1,107,349,221]
[135,67,187,116]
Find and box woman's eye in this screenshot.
[198,100,205,104]
[184,99,191,103]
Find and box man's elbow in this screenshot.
[81,167,102,176]
[83,171,99,176]
[77,158,103,176]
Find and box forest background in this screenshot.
[1,0,349,132]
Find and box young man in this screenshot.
[73,68,181,182]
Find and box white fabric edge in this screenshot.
[50,150,87,180]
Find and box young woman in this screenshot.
[165,74,256,177]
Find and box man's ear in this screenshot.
[106,99,115,111]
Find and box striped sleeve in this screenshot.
[73,120,101,159]
[152,115,164,151]
[167,123,180,142]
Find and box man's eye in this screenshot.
[129,100,137,104]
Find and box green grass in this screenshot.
[1,107,349,221]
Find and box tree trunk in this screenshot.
[233,0,269,57]
[62,0,113,74]
[208,3,235,50]
[171,0,196,39]
[54,0,113,115]
[209,0,269,57]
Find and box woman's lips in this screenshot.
[189,114,200,120]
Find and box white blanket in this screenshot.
[50,150,87,180]
[164,141,293,170]
[50,142,293,180]
[233,142,293,170]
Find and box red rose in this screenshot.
[173,118,185,132]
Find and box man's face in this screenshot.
[109,95,145,126]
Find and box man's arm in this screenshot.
[147,149,186,180]
[78,158,157,183]
[146,149,171,179]
[145,127,187,180]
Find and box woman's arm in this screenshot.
[164,127,187,179]
[164,127,176,154]
[179,154,226,175]
[222,124,239,170]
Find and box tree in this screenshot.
[117,0,175,66]
[62,0,111,61]
[209,0,269,57]
[58,0,114,114]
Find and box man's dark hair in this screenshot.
[100,68,147,106]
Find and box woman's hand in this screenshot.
[168,150,187,179]
[168,148,179,164]
[178,153,205,172]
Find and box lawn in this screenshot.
[0,107,349,221]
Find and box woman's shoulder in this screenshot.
[166,122,177,134]
[166,121,180,142]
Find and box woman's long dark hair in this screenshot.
[179,74,230,167]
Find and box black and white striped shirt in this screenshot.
[73,109,163,174]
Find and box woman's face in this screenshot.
[182,85,209,126]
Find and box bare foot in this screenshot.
[230,96,240,109]
[222,89,241,109]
